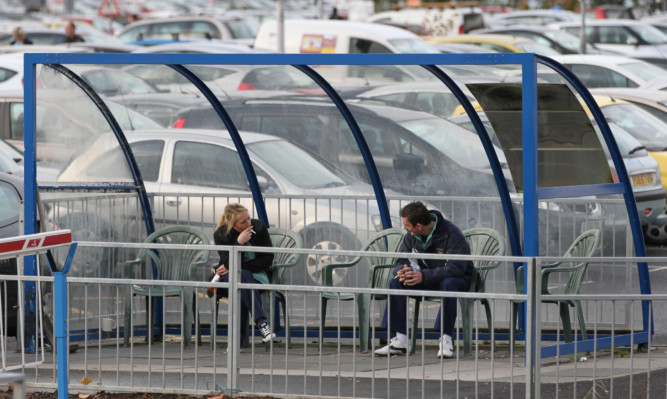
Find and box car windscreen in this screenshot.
[602,103,667,151]
[513,41,561,57]
[628,25,667,44]
[607,122,647,157]
[388,38,440,53]
[248,140,349,189]
[543,30,580,52]
[0,179,19,229]
[225,18,259,39]
[618,62,666,83]
[398,117,505,170]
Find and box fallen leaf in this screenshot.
[78,394,91,398]
[206,394,225,399]
[80,377,92,385]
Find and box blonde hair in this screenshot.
[217,203,249,235]
[12,26,24,38]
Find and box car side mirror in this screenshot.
[627,37,638,46]
[256,175,270,190]
[393,153,424,173]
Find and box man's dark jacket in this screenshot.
[393,209,473,284]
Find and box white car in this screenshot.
[0,54,25,92]
[485,9,580,29]
[589,88,667,122]
[553,19,667,58]
[552,54,667,89]
[55,128,402,285]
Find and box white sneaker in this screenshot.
[374,337,408,356]
[258,321,276,343]
[437,335,454,358]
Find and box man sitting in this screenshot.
[375,201,473,358]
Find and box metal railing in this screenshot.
[2,239,665,398]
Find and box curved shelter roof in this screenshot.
[20,52,651,353]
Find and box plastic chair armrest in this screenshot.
[541,264,585,293]
[321,259,360,287]
[123,259,142,279]
[368,263,395,288]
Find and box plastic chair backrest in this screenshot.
[365,228,405,289]
[561,229,600,295]
[463,227,507,292]
[138,225,211,282]
[363,227,406,268]
[268,227,303,284]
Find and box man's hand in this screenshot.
[402,267,423,286]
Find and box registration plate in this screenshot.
[632,173,654,187]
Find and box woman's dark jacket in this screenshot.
[213,219,274,274]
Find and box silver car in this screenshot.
[55,129,402,286]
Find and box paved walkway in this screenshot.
[6,335,667,398]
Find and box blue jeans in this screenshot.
[221,269,268,325]
[381,274,471,338]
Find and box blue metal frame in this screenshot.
[22,52,651,359]
[41,64,155,236]
[167,64,269,223]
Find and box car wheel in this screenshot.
[301,225,360,286]
[644,223,667,246]
[57,213,113,278]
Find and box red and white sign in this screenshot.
[98,0,122,17]
[0,230,72,259]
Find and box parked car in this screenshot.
[129,39,263,54]
[589,88,667,122]
[0,172,24,337]
[0,89,162,165]
[593,95,667,245]
[338,82,477,118]
[553,19,667,57]
[116,15,259,45]
[553,54,667,89]
[172,97,513,199]
[106,93,206,127]
[600,122,667,229]
[0,54,26,92]
[474,26,612,54]
[121,63,321,96]
[426,33,562,56]
[65,65,163,97]
[365,8,486,36]
[55,129,402,285]
[485,9,580,28]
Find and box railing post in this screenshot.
[227,247,242,392]
[525,256,537,399]
[48,243,77,399]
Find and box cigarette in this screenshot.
[251,229,256,234]
[393,274,400,279]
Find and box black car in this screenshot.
[0,172,24,337]
[173,97,512,198]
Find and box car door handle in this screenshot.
[166,197,182,206]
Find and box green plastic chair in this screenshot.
[319,227,405,352]
[410,227,506,355]
[123,226,211,348]
[209,227,302,349]
[510,229,601,348]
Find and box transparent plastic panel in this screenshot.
[466,81,612,191]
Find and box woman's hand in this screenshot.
[215,264,229,277]
[236,226,254,245]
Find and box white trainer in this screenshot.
[437,335,454,358]
[374,337,408,356]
